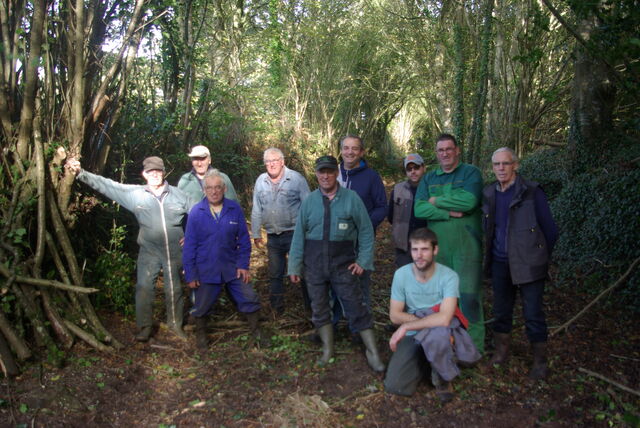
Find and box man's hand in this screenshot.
[347,263,364,276]
[237,268,250,284]
[449,211,464,218]
[289,274,301,284]
[187,280,200,289]
[253,238,264,249]
[389,326,407,352]
[428,196,437,205]
[65,157,82,176]
[179,237,185,246]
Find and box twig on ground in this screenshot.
[578,367,640,398]
[610,354,640,362]
[551,257,640,336]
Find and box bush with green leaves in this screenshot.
[89,223,136,316]
[518,148,569,200]
[550,167,640,309]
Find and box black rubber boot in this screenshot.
[359,329,385,373]
[317,324,334,366]
[432,370,454,403]
[488,332,510,366]
[195,317,208,349]
[529,341,548,380]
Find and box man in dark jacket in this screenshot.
[388,153,428,267]
[482,147,558,380]
[183,171,262,349]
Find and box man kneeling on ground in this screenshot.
[384,228,481,402]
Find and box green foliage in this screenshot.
[551,166,640,310]
[518,148,570,200]
[90,223,136,316]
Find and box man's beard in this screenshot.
[413,259,434,272]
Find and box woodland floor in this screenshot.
[1,220,639,427]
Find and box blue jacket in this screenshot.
[183,198,251,284]
[338,159,387,230]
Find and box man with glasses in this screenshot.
[482,147,558,379]
[178,145,238,204]
[251,148,310,315]
[184,171,263,349]
[414,133,485,353]
[65,156,193,342]
[388,154,428,268]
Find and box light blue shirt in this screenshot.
[251,166,310,237]
[391,262,459,335]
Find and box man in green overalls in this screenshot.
[414,134,485,353]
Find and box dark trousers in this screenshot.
[384,336,428,396]
[189,278,261,318]
[394,248,413,268]
[267,231,311,311]
[306,267,372,333]
[491,260,548,343]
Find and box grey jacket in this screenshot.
[251,166,310,237]
[77,171,192,258]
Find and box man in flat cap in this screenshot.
[178,145,238,205]
[288,155,385,373]
[66,156,194,342]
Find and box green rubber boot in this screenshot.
[317,324,334,366]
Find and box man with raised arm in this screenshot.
[66,156,192,342]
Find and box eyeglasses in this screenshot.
[436,147,456,155]
[492,161,514,167]
[264,158,282,165]
[406,165,422,172]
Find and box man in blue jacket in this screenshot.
[66,156,192,342]
[182,171,262,349]
[289,156,384,372]
[334,135,387,331]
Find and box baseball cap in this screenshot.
[315,155,339,171]
[188,145,210,158]
[403,153,424,169]
[142,156,165,172]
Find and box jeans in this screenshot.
[267,231,310,311]
[491,259,548,343]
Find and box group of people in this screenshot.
[64,132,557,403]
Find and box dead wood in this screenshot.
[551,256,640,336]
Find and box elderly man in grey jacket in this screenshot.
[66,156,193,342]
[251,148,310,315]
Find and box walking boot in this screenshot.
[316,324,334,366]
[488,332,510,367]
[432,370,455,403]
[135,326,152,342]
[359,329,385,373]
[529,341,548,380]
[195,317,208,349]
